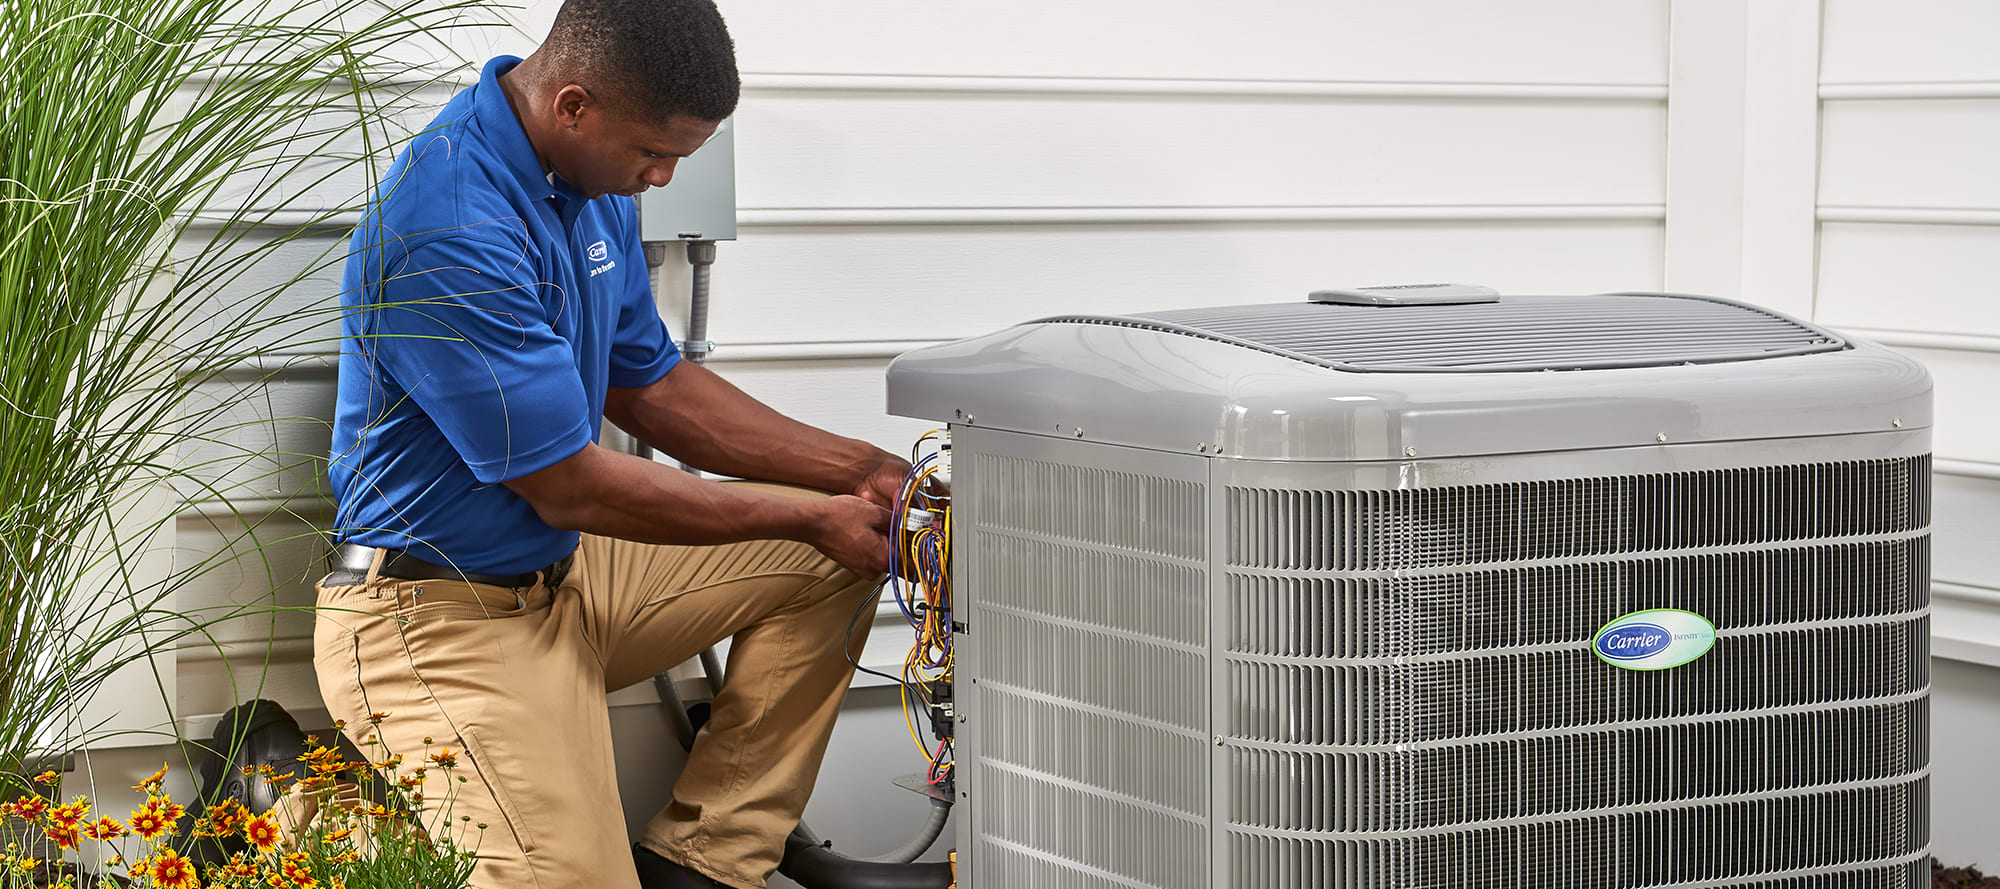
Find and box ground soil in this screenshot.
[1938,858,2000,889]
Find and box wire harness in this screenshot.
[890,430,953,788]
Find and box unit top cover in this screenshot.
[1081,292,1845,373]
[884,291,1931,461]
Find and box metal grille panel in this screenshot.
[1220,453,1931,887]
[1230,699,1928,832]
[1227,457,1930,570]
[1229,539,1927,658]
[968,450,1209,889]
[974,453,1206,559]
[1228,780,1928,889]
[1229,618,1928,745]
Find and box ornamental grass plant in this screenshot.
[0,0,503,884]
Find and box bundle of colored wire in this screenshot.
[891,430,954,785]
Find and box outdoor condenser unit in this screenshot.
[885,287,1933,889]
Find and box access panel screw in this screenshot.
[1893,417,1904,428]
[1403,446,1417,457]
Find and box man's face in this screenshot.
[553,95,719,200]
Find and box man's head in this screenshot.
[508,0,739,199]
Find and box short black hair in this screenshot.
[543,0,740,122]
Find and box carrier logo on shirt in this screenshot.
[586,239,617,277]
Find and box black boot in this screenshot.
[634,844,727,889]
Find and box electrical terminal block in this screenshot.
[936,431,951,486]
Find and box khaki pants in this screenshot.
[310,482,880,889]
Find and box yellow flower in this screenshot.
[208,798,249,837]
[366,711,390,724]
[43,822,81,850]
[31,771,59,786]
[149,848,200,889]
[11,795,49,822]
[12,856,40,874]
[425,748,460,770]
[83,817,128,840]
[145,794,188,824]
[49,798,89,828]
[244,812,283,853]
[128,808,172,840]
[132,762,170,793]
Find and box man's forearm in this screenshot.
[504,443,894,577]
[531,444,819,546]
[605,361,893,494]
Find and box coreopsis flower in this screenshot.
[11,856,41,875]
[43,822,81,850]
[144,794,188,825]
[82,817,128,840]
[298,745,345,777]
[32,770,59,785]
[48,798,88,828]
[244,812,283,853]
[149,848,200,889]
[128,806,173,840]
[373,754,404,771]
[278,851,317,889]
[133,762,170,793]
[11,795,50,822]
[208,799,250,837]
[217,852,258,880]
[425,748,459,770]
[366,711,390,725]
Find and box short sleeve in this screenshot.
[608,203,682,387]
[361,234,593,483]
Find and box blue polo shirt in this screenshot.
[328,55,681,573]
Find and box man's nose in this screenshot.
[644,160,678,188]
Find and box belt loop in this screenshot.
[366,548,388,598]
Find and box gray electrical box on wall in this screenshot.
[638,115,736,241]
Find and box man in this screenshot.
[317,2,904,887]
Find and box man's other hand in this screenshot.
[807,495,893,578]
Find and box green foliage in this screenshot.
[0,0,504,813]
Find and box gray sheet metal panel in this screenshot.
[885,325,1929,462]
[953,426,1211,889]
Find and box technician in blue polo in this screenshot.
[317,2,904,887]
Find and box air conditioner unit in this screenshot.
[886,288,1932,889]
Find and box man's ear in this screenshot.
[551,83,595,130]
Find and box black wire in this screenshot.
[844,577,908,687]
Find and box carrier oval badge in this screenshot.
[1592,609,1716,671]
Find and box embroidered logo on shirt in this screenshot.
[587,240,609,262]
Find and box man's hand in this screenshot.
[804,495,894,578]
[853,455,915,510]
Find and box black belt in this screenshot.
[324,542,573,590]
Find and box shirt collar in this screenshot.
[472,55,577,201]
